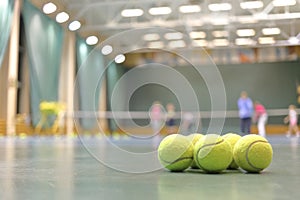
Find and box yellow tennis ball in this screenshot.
[222,133,242,169]
[187,133,204,169]
[233,134,273,173]
[158,134,194,172]
[194,134,233,173]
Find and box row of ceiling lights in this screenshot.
[42,2,98,45]
[43,2,126,63]
[144,28,282,41]
[144,28,299,47]
[43,0,298,46]
[120,0,297,17]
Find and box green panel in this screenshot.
[0,0,14,67]
[126,61,300,132]
[219,61,300,110]
[128,61,300,111]
[129,84,180,112]
[76,37,105,130]
[22,0,64,125]
[106,62,126,131]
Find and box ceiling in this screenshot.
[31,0,300,50]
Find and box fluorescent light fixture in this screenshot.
[43,2,57,14]
[189,31,206,39]
[273,0,296,7]
[168,40,186,48]
[192,39,208,47]
[149,7,172,15]
[86,36,98,45]
[164,32,183,40]
[121,9,144,17]
[236,29,256,37]
[56,12,69,23]
[115,54,126,64]
[258,37,275,44]
[143,33,160,41]
[240,1,264,9]
[208,3,232,11]
[235,38,255,45]
[262,27,281,35]
[101,45,113,55]
[238,16,259,24]
[212,30,228,38]
[69,21,81,31]
[148,41,164,49]
[188,20,204,27]
[288,36,300,44]
[179,5,201,13]
[212,39,229,46]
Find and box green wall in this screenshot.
[128,61,300,111]
[107,61,300,133]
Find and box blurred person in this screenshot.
[237,91,253,134]
[149,101,164,135]
[166,103,176,134]
[180,112,195,135]
[284,105,300,138]
[253,101,268,138]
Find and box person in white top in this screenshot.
[284,104,300,137]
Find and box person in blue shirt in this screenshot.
[237,91,253,134]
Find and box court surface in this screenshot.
[0,134,299,200]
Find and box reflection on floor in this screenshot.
[0,135,299,200]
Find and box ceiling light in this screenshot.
[179,5,201,13]
[115,54,126,64]
[258,37,275,44]
[240,1,264,9]
[86,36,98,45]
[69,21,81,31]
[43,2,57,14]
[212,39,229,46]
[168,40,186,48]
[121,9,144,17]
[143,33,160,41]
[148,41,164,49]
[272,0,296,7]
[235,38,255,45]
[212,30,228,38]
[238,16,259,24]
[208,3,232,12]
[288,37,300,44]
[189,31,206,39]
[101,45,113,55]
[164,32,183,40]
[149,7,172,15]
[193,40,208,47]
[262,27,281,35]
[236,29,256,37]
[186,19,204,27]
[56,12,69,23]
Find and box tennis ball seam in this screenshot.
[159,154,193,165]
[195,139,224,171]
[245,140,269,171]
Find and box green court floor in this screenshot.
[0,135,299,200]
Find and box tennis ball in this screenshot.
[194,134,233,173]
[233,134,273,173]
[222,133,241,169]
[158,134,193,172]
[187,133,204,169]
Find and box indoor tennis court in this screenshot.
[1,0,300,199]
